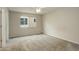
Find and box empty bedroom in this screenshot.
[1,7,79,51]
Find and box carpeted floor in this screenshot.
[0,34,79,51]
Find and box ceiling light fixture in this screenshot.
[36,8,41,13]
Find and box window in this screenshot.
[20,16,29,27]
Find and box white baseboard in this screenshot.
[45,33,79,45]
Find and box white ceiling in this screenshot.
[8,7,57,15]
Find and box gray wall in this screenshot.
[0,11,2,40]
[0,11,2,47]
[43,7,79,44]
[9,11,43,37]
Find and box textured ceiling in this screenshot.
[8,7,57,15]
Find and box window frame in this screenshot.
[20,16,29,28]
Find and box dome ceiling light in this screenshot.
[36,8,41,13]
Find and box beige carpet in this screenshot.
[0,34,79,51]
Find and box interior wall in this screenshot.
[0,11,2,41]
[9,11,43,38]
[43,7,79,44]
